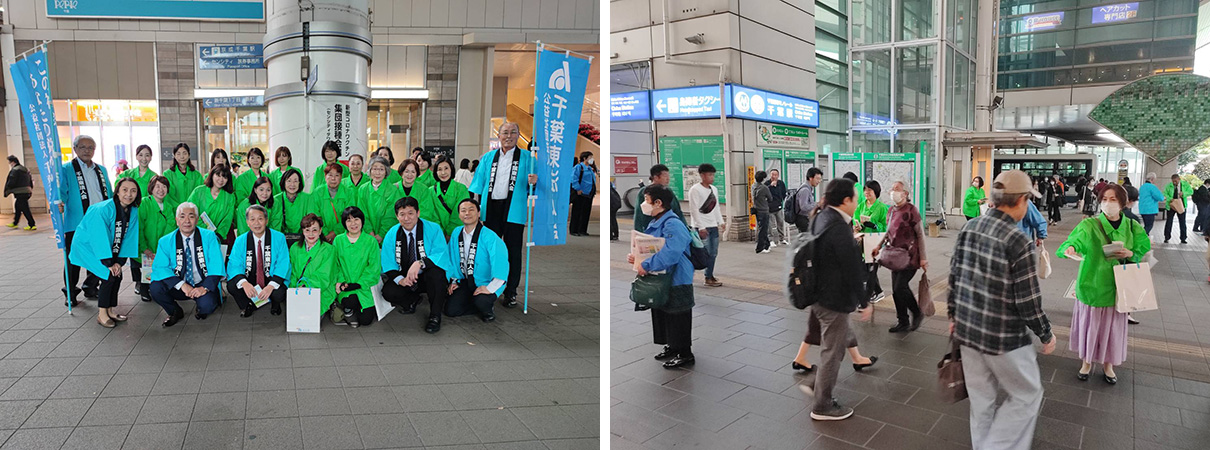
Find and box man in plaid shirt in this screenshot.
[948,170,1055,450]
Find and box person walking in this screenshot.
[962,176,987,220]
[1017,193,1048,249]
[873,181,928,333]
[793,168,824,232]
[855,180,888,303]
[1058,183,1150,384]
[1047,178,1064,224]
[766,169,788,245]
[1079,180,1098,219]
[1163,173,1192,244]
[4,156,35,230]
[609,179,621,241]
[795,178,873,421]
[752,171,772,254]
[1138,173,1164,236]
[1192,179,1210,233]
[629,183,696,369]
[688,164,724,287]
[948,170,1056,450]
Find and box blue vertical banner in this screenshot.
[531,47,592,246]
[10,50,66,248]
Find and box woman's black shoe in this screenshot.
[1104,375,1117,385]
[853,356,878,372]
[240,306,256,318]
[791,361,814,372]
[663,353,695,369]
[888,324,910,333]
[1077,372,1090,381]
[654,346,675,360]
[271,304,282,316]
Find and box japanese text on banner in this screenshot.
[531,49,592,246]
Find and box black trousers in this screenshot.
[63,231,100,297]
[867,263,882,298]
[1166,210,1188,241]
[570,194,593,234]
[381,267,448,321]
[445,281,496,317]
[651,308,692,354]
[150,277,220,316]
[485,199,524,299]
[340,294,377,325]
[226,279,286,311]
[891,268,920,325]
[794,214,810,233]
[1194,203,1210,232]
[755,212,770,252]
[1048,202,1062,223]
[97,259,126,308]
[11,193,33,226]
[610,206,620,239]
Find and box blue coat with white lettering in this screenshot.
[468,148,534,225]
[59,160,112,232]
[380,219,456,278]
[150,228,226,285]
[225,229,291,288]
[67,199,139,280]
[446,224,510,295]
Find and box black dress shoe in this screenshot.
[1104,374,1117,385]
[1077,372,1090,381]
[663,353,695,369]
[64,299,79,308]
[271,304,282,316]
[481,313,496,323]
[853,356,879,372]
[240,306,256,318]
[82,288,99,299]
[910,315,923,331]
[791,361,814,372]
[1182,240,1188,244]
[654,346,675,360]
[195,313,208,320]
[888,324,910,333]
[501,297,518,308]
[425,319,441,334]
[399,303,417,314]
[162,310,184,327]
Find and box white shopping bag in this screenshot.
[286,288,322,333]
[979,204,990,215]
[1064,280,1077,300]
[1038,243,1053,279]
[1114,262,1158,313]
[372,281,394,320]
[863,232,885,262]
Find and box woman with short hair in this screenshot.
[289,213,337,321]
[312,140,349,191]
[210,148,230,169]
[275,168,310,248]
[375,146,402,185]
[134,175,177,301]
[236,177,284,236]
[397,159,440,224]
[235,147,269,201]
[628,183,696,369]
[344,154,368,189]
[311,162,356,242]
[70,177,141,327]
[268,146,297,196]
[332,206,381,327]
[358,157,404,243]
[414,150,435,189]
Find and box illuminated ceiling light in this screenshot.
[370,89,430,100]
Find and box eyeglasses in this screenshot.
[499,130,520,136]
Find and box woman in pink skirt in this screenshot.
[1057,184,1150,384]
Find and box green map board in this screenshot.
[659,136,727,203]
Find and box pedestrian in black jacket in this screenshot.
[766,169,788,245]
[4,156,35,230]
[609,180,621,241]
[1192,180,1210,233]
[796,178,872,421]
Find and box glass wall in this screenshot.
[202,107,267,170]
[852,49,893,121]
[899,0,936,41]
[852,0,893,45]
[53,100,161,174]
[896,45,936,124]
[818,0,851,157]
[946,47,975,130]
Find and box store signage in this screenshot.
[651,85,730,120]
[46,0,265,21]
[199,45,264,70]
[202,96,264,108]
[1021,11,1064,31]
[756,122,810,148]
[1091,3,1138,24]
[610,91,651,121]
[730,85,820,128]
[613,156,639,174]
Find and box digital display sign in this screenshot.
[729,85,820,128]
[650,85,731,120]
[1091,3,1139,24]
[1021,11,1064,31]
[609,91,651,121]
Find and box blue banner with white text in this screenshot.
[531,48,591,246]
[10,50,65,248]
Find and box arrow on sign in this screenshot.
[656,99,666,113]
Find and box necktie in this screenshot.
[255,241,265,287]
[183,237,194,285]
[409,231,418,264]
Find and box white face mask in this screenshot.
[892,191,905,204]
[587,158,594,165]
[1100,201,1121,217]
[640,201,655,216]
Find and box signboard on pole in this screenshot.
[198,44,264,70]
[532,47,592,246]
[658,136,726,202]
[10,49,66,248]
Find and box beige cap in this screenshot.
[994,170,1043,198]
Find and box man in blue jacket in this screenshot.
[569,151,596,237]
[57,135,112,306]
[1016,193,1048,248]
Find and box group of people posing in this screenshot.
[55,122,569,333]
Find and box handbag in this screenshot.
[1170,198,1186,214]
[1114,262,1158,313]
[878,212,917,271]
[937,337,968,403]
[1038,242,1053,279]
[630,273,672,309]
[917,274,935,316]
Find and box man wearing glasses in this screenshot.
[467,122,537,308]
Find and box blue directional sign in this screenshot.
[650,85,731,120]
[202,96,264,108]
[729,85,820,128]
[198,44,264,70]
[610,91,651,121]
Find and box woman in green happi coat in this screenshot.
[133,175,177,301]
[234,147,270,201]
[342,154,369,190]
[117,144,157,197]
[431,156,470,235]
[163,143,204,207]
[268,146,298,197]
[414,150,436,189]
[289,213,337,318]
[332,207,382,327]
[311,162,357,241]
[358,156,403,243]
[276,168,310,248]
[397,159,440,224]
[236,176,284,236]
[312,140,350,192]
[187,164,237,242]
[374,146,402,185]
[963,176,987,220]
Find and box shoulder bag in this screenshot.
[878,211,916,272]
[630,273,671,309]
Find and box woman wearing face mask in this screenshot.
[289,214,337,324]
[236,177,284,236]
[431,156,471,236]
[627,183,696,369]
[396,159,440,225]
[134,176,177,302]
[358,157,404,243]
[234,147,268,201]
[164,143,203,206]
[1057,183,1149,384]
[70,178,141,328]
[873,182,929,333]
[312,140,349,192]
[268,146,296,197]
[570,151,598,237]
[275,168,310,248]
[962,176,987,220]
[187,164,237,243]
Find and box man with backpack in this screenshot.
[688,164,725,287]
[789,167,824,232]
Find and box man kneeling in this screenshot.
[226,205,291,317]
[149,202,226,326]
[445,199,509,322]
[381,197,456,333]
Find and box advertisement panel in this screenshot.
[1091,3,1139,24]
[1021,11,1065,31]
[756,122,810,148]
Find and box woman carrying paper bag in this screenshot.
[289,214,337,325]
[1057,184,1149,385]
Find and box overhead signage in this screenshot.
[853,112,899,135]
[199,44,264,70]
[46,0,265,21]
[1091,3,1138,24]
[202,96,264,108]
[650,85,730,120]
[756,122,810,148]
[730,85,819,128]
[609,91,651,121]
[613,156,639,175]
[1021,11,1064,31]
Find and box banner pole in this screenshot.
[63,249,72,315]
[524,149,536,315]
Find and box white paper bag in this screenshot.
[863,232,886,262]
[372,281,394,320]
[1064,280,1077,300]
[1038,243,1052,279]
[140,255,153,284]
[1114,262,1158,313]
[286,288,322,333]
[979,204,990,215]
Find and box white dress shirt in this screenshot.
[174,232,203,290]
[78,160,105,206]
[236,233,280,290]
[460,226,504,292]
[490,148,516,200]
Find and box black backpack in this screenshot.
[783,185,803,223]
[787,214,837,309]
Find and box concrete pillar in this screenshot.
[263,0,371,188]
[455,47,494,162]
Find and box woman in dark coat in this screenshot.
[4,156,35,230]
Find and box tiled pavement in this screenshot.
[0,216,601,450]
[610,209,1210,450]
